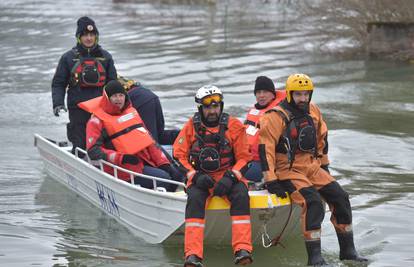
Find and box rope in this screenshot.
[262,195,294,248]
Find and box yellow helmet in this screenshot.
[285,73,314,103]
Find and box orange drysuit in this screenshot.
[260,100,353,240]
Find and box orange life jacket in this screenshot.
[244,91,286,145]
[79,96,154,154]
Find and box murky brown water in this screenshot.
[0,0,413,266]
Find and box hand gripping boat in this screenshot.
[34,134,300,246]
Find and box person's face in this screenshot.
[292,90,311,109]
[202,104,221,123]
[80,32,96,48]
[109,93,126,109]
[255,90,275,106]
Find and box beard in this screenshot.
[295,101,310,113]
[206,113,219,123]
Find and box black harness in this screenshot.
[273,101,318,169]
[70,48,106,88]
[189,112,235,173]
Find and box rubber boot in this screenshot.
[305,240,330,266]
[337,232,368,262]
[234,249,253,265]
[184,254,203,267]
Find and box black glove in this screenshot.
[265,180,287,198]
[321,164,330,174]
[159,164,185,182]
[213,170,236,197]
[193,172,215,191]
[53,105,67,117]
[122,154,140,165]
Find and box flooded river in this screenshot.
[0,0,413,266]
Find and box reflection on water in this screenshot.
[0,0,413,266]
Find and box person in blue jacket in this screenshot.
[118,76,180,145]
[51,16,117,153]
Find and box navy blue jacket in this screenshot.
[128,84,179,145]
[51,44,117,109]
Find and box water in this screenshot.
[1,0,413,266]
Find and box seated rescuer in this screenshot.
[51,16,117,154]
[259,74,368,266]
[173,85,253,267]
[243,76,286,182]
[118,76,180,145]
[79,80,182,192]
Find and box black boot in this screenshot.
[234,249,253,265]
[337,231,368,262]
[184,254,203,267]
[305,240,330,266]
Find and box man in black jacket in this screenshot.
[51,16,117,153]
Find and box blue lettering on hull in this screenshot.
[95,181,120,217]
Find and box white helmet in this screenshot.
[195,85,223,105]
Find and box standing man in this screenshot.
[259,74,368,266]
[243,76,285,182]
[52,16,117,153]
[173,85,253,267]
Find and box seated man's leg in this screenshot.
[228,181,253,263]
[138,165,176,192]
[244,161,263,182]
[184,185,210,263]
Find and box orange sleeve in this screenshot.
[311,104,330,166]
[228,118,252,178]
[86,115,123,165]
[173,118,196,179]
[258,111,285,182]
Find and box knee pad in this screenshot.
[319,181,352,224]
[229,182,250,216]
[185,186,209,219]
[299,187,325,231]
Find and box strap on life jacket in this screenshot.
[273,108,296,170]
[107,123,144,140]
[244,119,256,127]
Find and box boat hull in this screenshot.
[34,134,300,245]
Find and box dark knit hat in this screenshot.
[76,16,99,37]
[104,80,127,98]
[254,76,275,95]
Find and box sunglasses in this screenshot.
[201,94,222,106]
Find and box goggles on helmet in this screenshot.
[201,94,222,106]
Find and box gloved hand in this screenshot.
[213,170,236,197]
[193,172,215,191]
[159,164,185,182]
[122,154,140,165]
[53,105,67,117]
[265,180,287,198]
[321,164,330,174]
